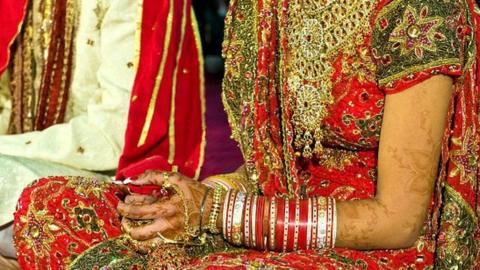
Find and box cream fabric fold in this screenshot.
[0,0,138,226]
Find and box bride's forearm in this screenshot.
[206,189,427,252]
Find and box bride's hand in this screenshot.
[117,171,211,249]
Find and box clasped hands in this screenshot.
[117,170,212,253]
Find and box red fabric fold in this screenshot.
[0,0,28,74]
[116,0,204,183]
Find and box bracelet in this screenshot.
[232,191,246,245]
[332,198,337,248]
[326,197,336,248]
[311,196,318,249]
[306,197,312,249]
[274,198,285,252]
[255,196,265,250]
[221,193,338,252]
[223,189,234,241]
[244,194,253,247]
[297,199,308,250]
[282,198,290,252]
[207,186,223,234]
[269,197,277,250]
[250,195,258,248]
[293,198,301,251]
[317,197,327,249]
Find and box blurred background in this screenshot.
[192,0,244,178]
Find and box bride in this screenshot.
[13,0,480,269]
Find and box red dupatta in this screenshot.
[115,0,205,182]
[0,0,27,74]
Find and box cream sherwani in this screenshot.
[0,0,138,233]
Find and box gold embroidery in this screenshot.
[317,148,356,171]
[449,128,478,186]
[133,0,144,71]
[287,0,377,158]
[93,0,107,31]
[389,5,444,59]
[168,0,188,165]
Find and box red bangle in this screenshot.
[297,199,309,250]
[311,196,318,250]
[263,198,270,250]
[255,196,265,250]
[287,199,296,251]
[282,197,290,252]
[275,198,285,252]
[243,194,252,248]
[226,190,237,243]
[250,195,258,248]
[269,197,277,250]
[326,197,334,248]
[293,198,301,251]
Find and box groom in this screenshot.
[0,0,205,267]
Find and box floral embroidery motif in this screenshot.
[372,0,464,87]
[435,185,478,269]
[19,211,57,258]
[449,128,479,186]
[389,5,445,59]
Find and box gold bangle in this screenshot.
[208,186,223,234]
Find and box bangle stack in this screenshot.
[221,190,337,251]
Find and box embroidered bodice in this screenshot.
[222,0,469,199]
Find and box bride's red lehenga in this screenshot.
[12,0,480,269]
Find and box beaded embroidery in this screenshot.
[287,0,377,158]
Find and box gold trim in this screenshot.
[461,0,477,81]
[167,0,188,164]
[379,58,461,86]
[137,0,175,146]
[133,0,144,70]
[191,8,206,180]
[445,184,478,224]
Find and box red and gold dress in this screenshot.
[13,0,480,269]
